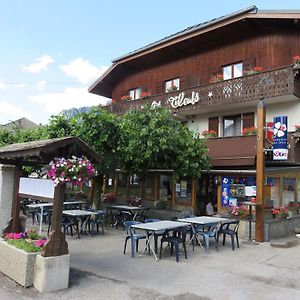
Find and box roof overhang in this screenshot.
[89,6,300,98]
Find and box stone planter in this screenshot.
[34,254,70,292]
[0,239,38,287]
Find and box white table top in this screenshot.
[27,201,84,209]
[63,210,96,217]
[178,216,229,225]
[108,205,142,211]
[131,220,190,232]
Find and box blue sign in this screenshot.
[273,116,288,160]
[221,176,231,207]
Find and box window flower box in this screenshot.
[242,127,257,136]
[201,130,217,138]
[293,55,300,66]
[243,66,263,76]
[209,74,223,83]
[120,95,132,101]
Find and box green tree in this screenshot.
[118,107,210,179]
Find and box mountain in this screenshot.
[59,106,92,119]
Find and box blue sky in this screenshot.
[0,0,299,125]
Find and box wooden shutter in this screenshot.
[155,81,164,94]
[208,117,219,136]
[242,113,254,129]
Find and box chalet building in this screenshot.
[89,6,300,220]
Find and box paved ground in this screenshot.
[1,227,300,300]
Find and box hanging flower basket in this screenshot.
[47,156,95,186]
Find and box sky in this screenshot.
[0,0,299,125]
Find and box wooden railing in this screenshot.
[111,66,299,115]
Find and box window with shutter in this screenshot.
[208,117,219,137]
[242,113,255,129]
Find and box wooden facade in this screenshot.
[90,8,300,225]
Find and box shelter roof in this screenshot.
[0,137,101,166]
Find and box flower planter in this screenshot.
[0,239,38,287]
[34,254,70,292]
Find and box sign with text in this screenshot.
[273,116,288,160]
[221,176,230,207]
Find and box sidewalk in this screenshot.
[1,227,300,300]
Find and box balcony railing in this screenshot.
[111,65,299,115]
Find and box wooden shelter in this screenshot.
[0,137,101,257]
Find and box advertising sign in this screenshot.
[273,116,288,160]
[221,176,230,207]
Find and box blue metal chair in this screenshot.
[123,221,147,257]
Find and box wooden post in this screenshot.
[5,164,22,233]
[255,98,265,242]
[42,184,68,257]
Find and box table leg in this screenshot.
[243,204,258,245]
[187,224,203,250]
[39,207,43,235]
[139,231,158,261]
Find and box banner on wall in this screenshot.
[221,176,231,207]
[273,116,288,160]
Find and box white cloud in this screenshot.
[14,83,28,89]
[28,87,110,115]
[0,82,10,90]
[0,100,29,124]
[23,55,54,73]
[35,80,47,91]
[60,58,107,85]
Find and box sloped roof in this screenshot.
[0,137,101,166]
[113,6,258,63]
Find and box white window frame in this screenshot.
[223,62,243,80]
[129,88,141,100]
[165,78,180,93]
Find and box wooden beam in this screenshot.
[255,98,265,242]
[42,184,68,257]
[4,164,23,233]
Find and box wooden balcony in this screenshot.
[111,65,300,115]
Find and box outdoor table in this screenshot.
[107,205,143,227]
[131,220,190,261]
[63,209,96,238]
[242,201,261,245]
[178,216,230,249]
[27,201,84,234]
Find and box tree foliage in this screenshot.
[118,107,210,179]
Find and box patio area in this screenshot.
[1,221,300,300]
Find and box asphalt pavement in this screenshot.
[1,227,300,300]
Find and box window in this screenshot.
[175,177,192,204]
[129,88,141,100]
[223,63,243,80]
[282,178,295,207]
[165,78,180,93]
[223,115,241,137]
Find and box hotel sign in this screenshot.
[273,116,288,160]
[168,91,200,109]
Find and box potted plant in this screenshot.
[167,84,178,93]
[293,55,300,66]
[242,127,257,136]
[272,207,290,219]
[230,205,249,218]
[209,74,223,83]
[140,91,151,99]
[201,129,217,138]
[243,66,263,75]
[120,95,132,101]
